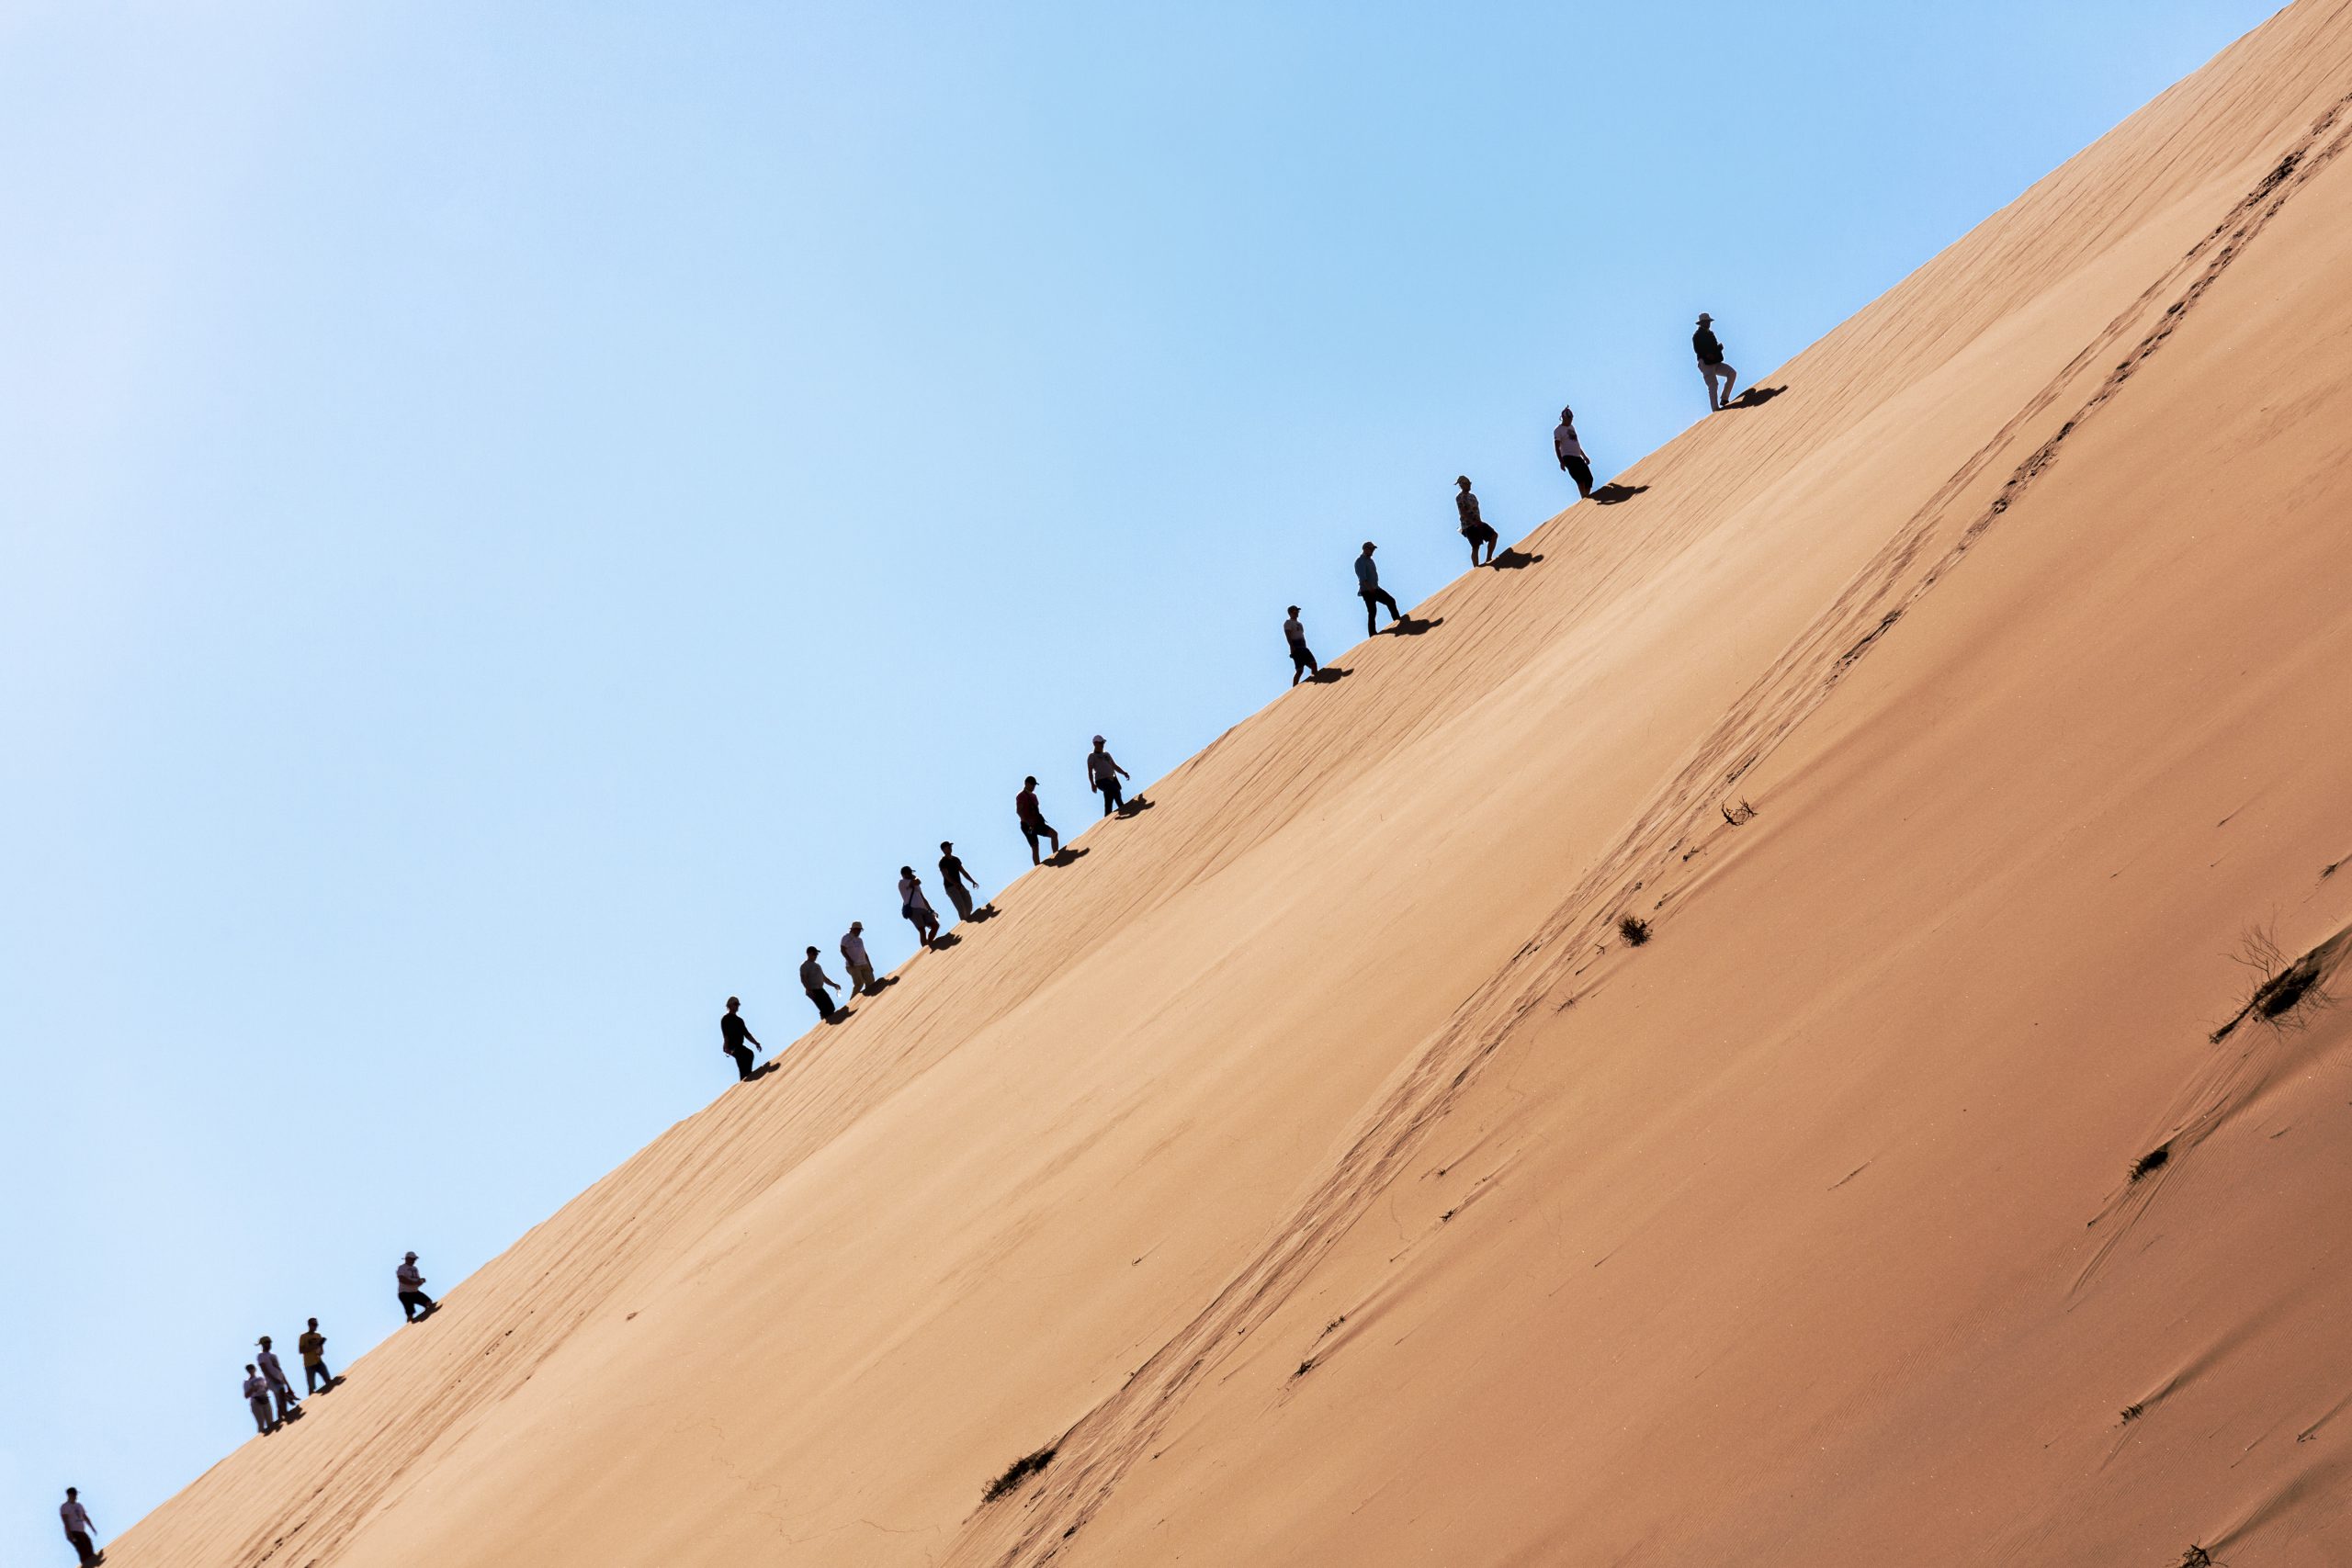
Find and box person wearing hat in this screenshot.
[1693,312,1737,411]
[242,1363,277,1434]
[1015,777,1061,864]
[1283,605,1320,686]
[254,1336,301,1425]
[396,1252,437,1323]
[897,869,941,949]
[1354,542,1403,636]
[800,945,847,1018]
[938,841,988,923]
[1453,476,1498,567]
[60,1486,103,1566]
[719,996,762,1080]
[1085,737,1132,817]
[840,921,876,994]
[1553,407,1595,499]
[299,1317,342,1393]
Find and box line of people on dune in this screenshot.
[51,1257,441,1565]
[38,319,1747,1568]
[714,315,1747,1078]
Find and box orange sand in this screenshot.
[111,4,2352,1562]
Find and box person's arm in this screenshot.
[744,1028,763,1049]
[1117,761,1131,779]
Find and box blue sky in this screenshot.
[0,0,2280,1555]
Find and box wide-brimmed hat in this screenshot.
[1697,311,1713,323]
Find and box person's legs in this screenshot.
[252,1397,274,1433]
[306,1362,329,1393]
[1362,592,1378,637]
[1566,456,1594,498]
[1377,589,1401,627]
[401,1290,433,1320]
[1102,780,1124,816]
[807,988,835,1021]
[1024,826,1043,864]
[274,1385,300,1421]
[725,1042,754,1079]
[68,1529,99,1565]
[1290,646,1316,684]
[1042,822,1061,856]
[944,884,975,921]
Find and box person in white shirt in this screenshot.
[397,1252,436,1323]
[1086,738,1133,817]
[255,1337,300,1424]
[841,921,875,994]
[61,1487,102,1566]
[898,868,941,949]
[243,1365,277,1434]
[1554,406,1595,499]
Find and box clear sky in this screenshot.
[0,0,2283,1555]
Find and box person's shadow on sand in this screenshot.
[1390,615,1445,637]
[1592,483,1648,505]
[926,931,964,951]
[1308,665,1352,684]
[1725,384,1786,411]
[1114,796,1157,819]
[1490,547,1544,570]
[962,905,1002,922]
[859,975,902,998]
[1045,847,1091,867]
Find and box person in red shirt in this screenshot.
[1015,776,1061,864]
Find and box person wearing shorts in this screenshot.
[1284,606,1319,684]
[1016,777,1061,864]
[1454,476,1498,566]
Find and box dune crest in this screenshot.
[112,4,2352,1563]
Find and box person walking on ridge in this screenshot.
[1086,736,1132,817]
[60,1487,102,1567]
[841,921,875,994]
[1355,542,1402,636]
[300,1318,340,1393]
[801,946,846,1019]
[255,1337,300,1426]
[898,869,941,948]
[1016,777,1061,864]
[1284,605,1319,684]
[397,1252,437,1323]
[1455,477,1498,567]
[1694,312,1737,411]
[719,997,762,1080]
[939,841,987,922]
[243,1364,277,1435]
[1554,407,1595,499]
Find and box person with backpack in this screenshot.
[1016,777,1061,865]
[1454,477,1498,567]
[396,1252,437,1323]
[719,997,762,1080]
[299,1318,340,1393]
[1283,606,1320,685]
[898,869,941,948]
[1355,542,1402,636]
[60,1487,102,1567]
[1085,737,1132,817]
[800,946,846,1019]
[1554,407,1595,499]
[255,1337,301,1426]
[938,841,987,922]
[1694,312,1737,411]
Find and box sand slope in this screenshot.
[113,4,2352,1563]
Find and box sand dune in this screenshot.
[108,4,2352,1563]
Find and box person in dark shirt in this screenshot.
[1284,606,1319,685]
[1454,476,1498,566]
[799,948,844,1020]
[1355,543,1402,636]
[719,997,761,1079]
[939,841,988,921]
[299,1317,341,1393]
[1694,312,1737,411]
[1016,777,1061,864]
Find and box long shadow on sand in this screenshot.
[857,975,902,998]
[1114,796,1157,819]
[1490,548,1544,570]
[1306,665,1353,684]
[1389,615,1446,637]
[1725,384,1786,411]
[1044,847,1091,868]
[1591,483,1648,505]
[924,931,963,951]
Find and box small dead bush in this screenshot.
[1619,915,1652,947]
[982,1446,1057,1504]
